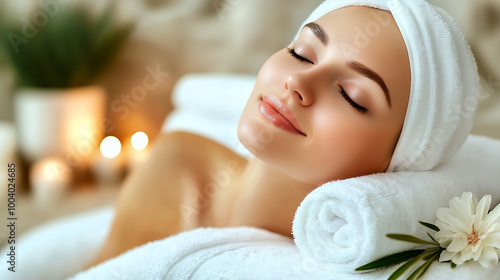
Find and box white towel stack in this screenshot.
[293,135,500,273]
[161,73,255,160]
[1,73,499,279]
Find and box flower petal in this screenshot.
[478,247,499,268]
[452,253,467,265]
[470,243,484,259]
[484,202,500,228]
[439,249,456,262]
[475,195,492,222]
[435,220,454,233]
[434,229,456,237]
[447,234,468,252]
[484,232,500,248]
[450,193,475,217]
[436,208,470,233]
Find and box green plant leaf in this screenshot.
[419,221,440,232]
[416,252,440,279]
[406,250,440,280]
[422,247,442,260]
[355,249,425,271]
[387,253,425,280]
[386,234,438,246]
[426,232,440,246]
[388,249,439,280]
[0,1,134,89]
[450,262,457,268]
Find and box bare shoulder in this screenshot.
[85,131,247,269]
[157,132,248,229]
[157,131,246,168]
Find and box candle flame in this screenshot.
[100,136,121,159]
[131,131,148,150]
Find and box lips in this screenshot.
[258,95,306,136]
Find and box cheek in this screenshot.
[305,113,395,183]
[254,51,292,87]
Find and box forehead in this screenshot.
[313,6,405,61]
[312,6,410,101]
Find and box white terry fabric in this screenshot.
[65,222,500,280]
[293,0,480,172]
[1,204,498,280]
[0,206,113,280]
[68,227,325,280]
[1,73,499,279]
[162,72,255,160]
[292,135,500,273]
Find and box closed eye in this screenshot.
[287,46,367,114]
[339,86,368,114]
[286,47,314,64]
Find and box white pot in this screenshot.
[14,86,106,168]
[0,122,17,201]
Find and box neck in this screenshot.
[242,157,316,191]
[231,157,317,236]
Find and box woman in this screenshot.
[85,0,477,270]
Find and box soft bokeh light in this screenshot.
[30,157,73,208]
[100,136,121,159]
[31,157,72,183]
[131,131,148,150]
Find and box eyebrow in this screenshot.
[303,22,392,108]
[304,22,328,45]
[346,61,392,108]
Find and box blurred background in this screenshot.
[0,0,498,247]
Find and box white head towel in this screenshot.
[293,0,479,172]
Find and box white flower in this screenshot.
[434,192,500,268]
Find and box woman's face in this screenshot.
[238,6,411,185]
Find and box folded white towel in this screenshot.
[68,226,500,279]
[293,135,500,273]
[161,73,500,278]
[1,203,498,280]
[68,227,334,280]
[293,0,479,172]
[162,73,255,159]
[0,206,113,280]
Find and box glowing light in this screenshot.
[100,136,121,158]
[131,131,148,150]
[32,157,72,183]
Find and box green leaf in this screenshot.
[450,262,457,268]
[387,249,439,280]
[387,253,425,280]
[355,249,425,271]
[386,234,438,246]
[426,232,440,246]
[422,247,442,260]
[419,221,440,232]
[0,1,134,89]
[406,250,440,280]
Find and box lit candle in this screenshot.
[128,131,150,170]
[131,131,148,150]
[0,122,16,201]
[91,136,123,185]
[127,131,149,170]
[30,157,73,208]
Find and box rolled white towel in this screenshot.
[167,72,256,120]
[162,73,255,159]
[292,135,500,273]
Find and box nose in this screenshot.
[284,72,314,106]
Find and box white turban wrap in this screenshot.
[293,0,479,172]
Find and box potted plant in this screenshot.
[0,2,134,169]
